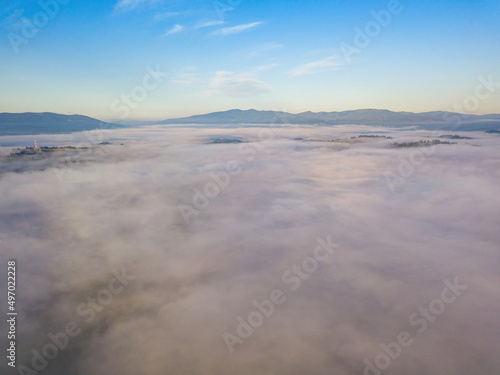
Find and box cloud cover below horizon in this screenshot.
[0,125,499,375]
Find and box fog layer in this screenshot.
[1,125,499,375]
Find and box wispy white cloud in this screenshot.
[211,21,262,36]
[115,0,162,11]
[194,20,224,30]
[289,55,344,76]
[153,11,181,22]
[252,64,280,73]
[209,70,270,97]
[164,24,184,36]
[171,67,198,85]
[248,42,284,58]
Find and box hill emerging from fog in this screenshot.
[0,112,125,136]
[3,110,500,136]
[158,109,500,131]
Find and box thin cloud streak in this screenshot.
[211,21,263,36]
[289,55,345,76]
[153,11,182,21]
[115,0,163,11]
[171,67,198,85]
[209,70,270,97]
[194,20,224,30]
[247,42,284,58]
[164,24,184,36]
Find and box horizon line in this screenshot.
[2,108,500,123]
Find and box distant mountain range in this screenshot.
[158,109,500,131]
[2,110,500,136]
[0,113,124,136]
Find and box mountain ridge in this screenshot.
[0,112,125,136]
[155,108,500,131]
[2,110,500,136]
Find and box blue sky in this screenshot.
[0,0,499,120]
